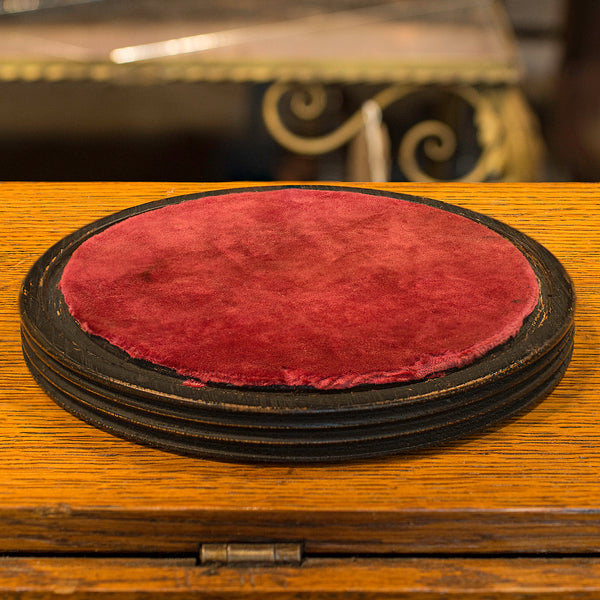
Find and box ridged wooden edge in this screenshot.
[21,325,573,462]
[19,185,576,462]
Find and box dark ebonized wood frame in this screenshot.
[20,186,575,462]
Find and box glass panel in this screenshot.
[0,0,513,66]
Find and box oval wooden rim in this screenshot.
[21,326,573,462]
[21,185,575,415]
[21,320,573,432]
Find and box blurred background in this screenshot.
[0,0,596,182]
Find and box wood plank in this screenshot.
[1,182,599,553]
[2,556,600,599]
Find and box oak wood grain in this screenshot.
[2,556,600,599]
[1,182,599,554]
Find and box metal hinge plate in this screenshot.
[200,542,303,565]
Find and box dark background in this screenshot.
[0,0,597,182]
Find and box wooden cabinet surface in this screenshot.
[1,182,599,598]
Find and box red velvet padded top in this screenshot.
[60,189,539,389]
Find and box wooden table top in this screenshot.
[1,182,599,556]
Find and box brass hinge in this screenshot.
[200,542,303,565]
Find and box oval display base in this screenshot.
[20,186,575,463]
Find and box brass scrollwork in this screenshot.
[398,119,457,182]
[288,84,328,121]
[262,81,377,156]
[397,86,506,182]
[262,82,541,182]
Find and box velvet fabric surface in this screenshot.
[60,188,539,390]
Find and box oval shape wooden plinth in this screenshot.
[20,186,575,463]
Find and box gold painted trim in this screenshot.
[0,59,519,85]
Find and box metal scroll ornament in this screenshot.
[262,83,542,182]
